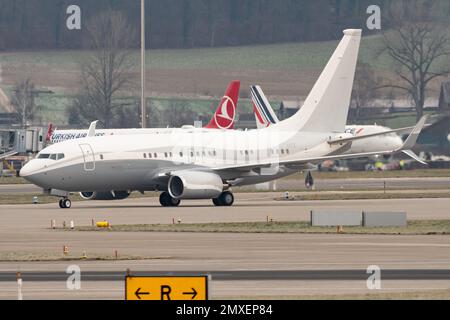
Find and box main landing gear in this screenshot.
[159,192,181,207]
[212,191,234,207]
[58,198,72,209]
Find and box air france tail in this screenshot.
[276,29,361,133]
[251,85,279,129]
[205,80,240,129]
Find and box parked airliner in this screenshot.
[250,85,425,163]
[47,80,241,144]
[20,30,426,208]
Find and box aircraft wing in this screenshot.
[213,115,427,173]
[328,116,428,145]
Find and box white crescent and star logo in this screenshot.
[214,96,236,129]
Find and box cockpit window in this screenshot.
[37,153,65,160]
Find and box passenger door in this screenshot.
[79,144,95,171]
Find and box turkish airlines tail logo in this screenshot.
[46,123,56,142]
[205,80,240,129]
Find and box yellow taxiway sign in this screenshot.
[125,275,208,300]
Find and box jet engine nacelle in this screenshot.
[79,191,131,200]
[168,171,224,199]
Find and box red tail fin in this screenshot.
[45,123,56,142]
[204,80,240,129]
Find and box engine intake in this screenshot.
[79,191,130,200]
[168,171,223,199]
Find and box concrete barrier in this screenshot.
[310,210,362,227]
[362,212,407,227]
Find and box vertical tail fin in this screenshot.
[250,85,279,128]
[45,123,56,143]
[205,80,240,129]
[278,29,361,133]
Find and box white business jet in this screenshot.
[20,30,427,208]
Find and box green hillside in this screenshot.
[0,34,388,71]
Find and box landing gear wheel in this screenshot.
[219,191,234,206]
[59,198,71,209]
[170,197,181,207]
[159,192,180,207]
[213,191,234,207]
[63,198,72,209]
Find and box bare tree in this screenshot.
[351,62,381,121]
[11,78,40,126]
[161,101,196,127]
[69,10,137,128]
[381,1,450,120]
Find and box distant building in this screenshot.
[0,113,18,126]
[438,82,450,111]
[415,115,450,156]
[235,113,257,129]
[278,101,302,120]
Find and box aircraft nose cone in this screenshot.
[19,160,42,178]
[19,163,32,177]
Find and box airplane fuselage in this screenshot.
[22,126,349,192]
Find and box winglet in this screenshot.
[88,120,99,137]
[397,115,428,151]
[402,150,428,165]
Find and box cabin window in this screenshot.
[154,153,157,158]
[164,152,168,158]
[245,150,248,155]
[169,152,173,157]
[149,153,152,158]
[213,150,216,156]
[179,152,183,157]
[286,149,290,154]
[281,149,285,155]
[99,154,103,160]
[143,153,147,158]
[190,152,194,157]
